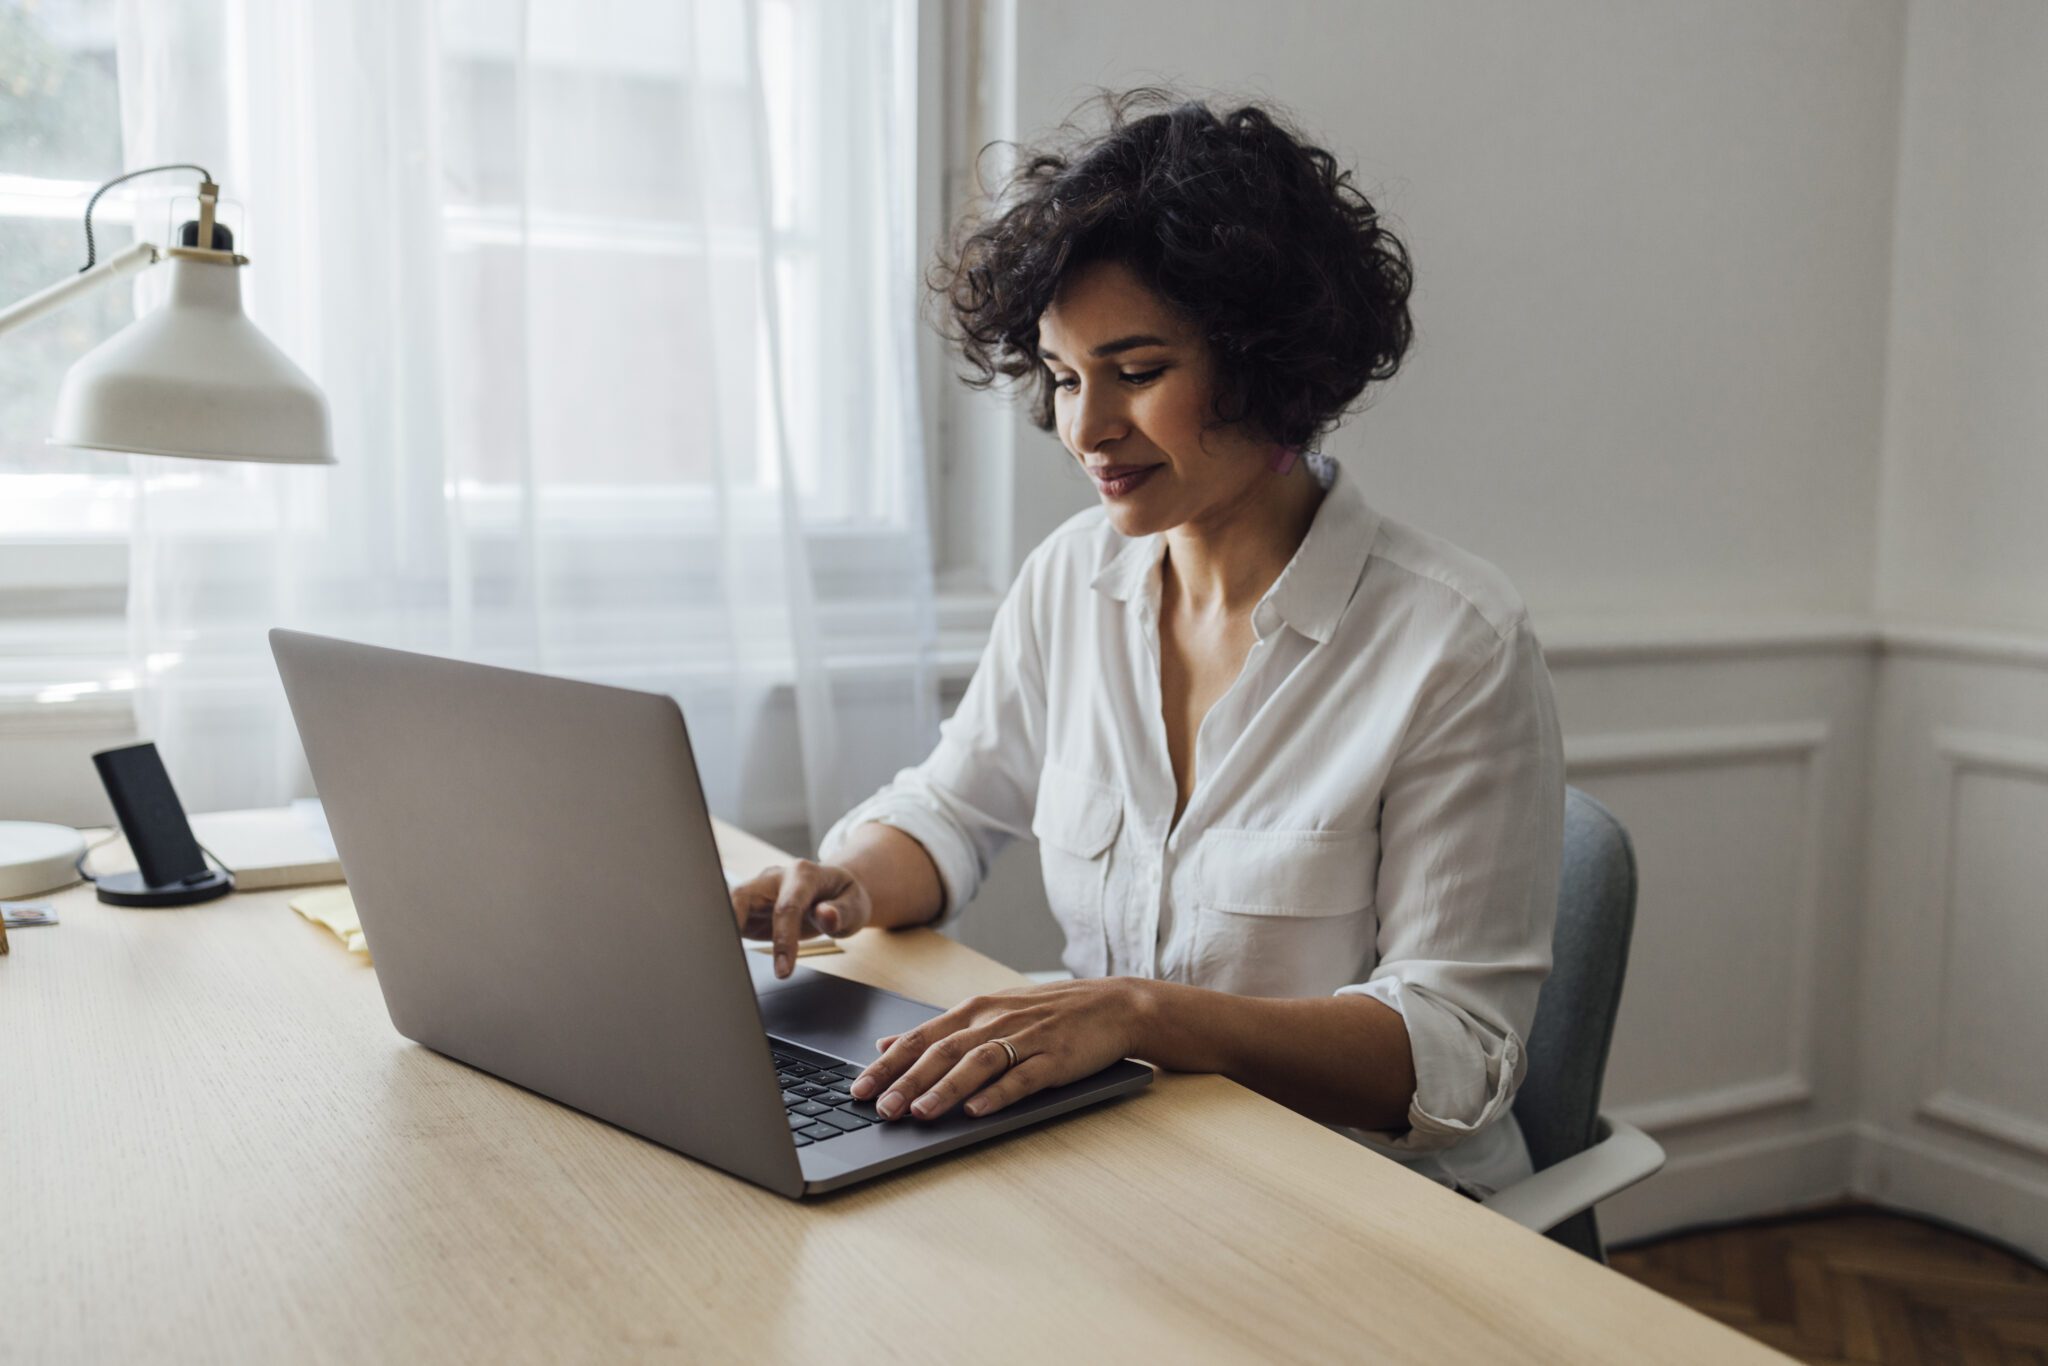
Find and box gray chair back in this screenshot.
[1513,787,1639,1259]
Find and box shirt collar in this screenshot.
[1089,524,1164,605]
[1089,452,1381,645]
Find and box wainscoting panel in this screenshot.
[1572,728,1824,1123]
[1858,644,2048,1260]
[1918,734,2048,1159]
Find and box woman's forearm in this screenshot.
[1125,979,1418,1132]
[830,821,946,931]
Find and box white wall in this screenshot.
[998,0,1905,624]
[1875,0,2048,634]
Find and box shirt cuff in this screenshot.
[816,785,981,927]
[1335,976,1526,1155]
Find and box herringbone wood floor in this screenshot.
[1612,1205,2048,1364]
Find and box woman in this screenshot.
[731,90,1563,1196]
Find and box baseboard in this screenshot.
[1598,1122,1857,1245]
[1851,1123,2048,1264]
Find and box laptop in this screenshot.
[269,629,1152,1197]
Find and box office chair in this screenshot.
[1481,786,1664,1261]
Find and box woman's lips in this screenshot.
[1091,464,1162,497]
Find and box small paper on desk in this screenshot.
[291,886,369,961]
[745,934,842,957]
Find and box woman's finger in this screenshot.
[853,994,996,1098]
[852,1024,928,1101]
[768,860,826,977]
[961,1053,1060,1118]
[871,1024,999,1120]
[903,1038,1024,1121]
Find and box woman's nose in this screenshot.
[1069,382,1132,456]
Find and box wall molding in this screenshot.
[1537,614,2048,673]
[914,602,2048,674]
[1918,1092,2048,1163]
[1563,720,1831,775]
[1933,727,2048,782]
[1540,616,1877,666]
[1882,622,2048,671]
[1613,1075,1816,1136]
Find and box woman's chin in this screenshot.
[1099,491,1175,538]
[1100,502,1155,537]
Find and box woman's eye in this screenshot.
[1056,362,1171,389]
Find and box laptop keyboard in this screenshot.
[769,1038,882,1146]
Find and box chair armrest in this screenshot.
[1480,1116,1664,1233]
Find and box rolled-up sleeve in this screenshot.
[1336,615,1563,1153]
[816,554,1049,925]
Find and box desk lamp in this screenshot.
[0,164,333,905]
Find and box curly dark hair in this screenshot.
[930,88,1414,453]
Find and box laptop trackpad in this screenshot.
[752,963,944,1065]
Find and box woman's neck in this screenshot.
[1160,466,1327,623]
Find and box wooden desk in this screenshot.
[3,819,1780,1364]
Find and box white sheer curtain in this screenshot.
[114,0,938,846]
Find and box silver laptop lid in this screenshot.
[270,629,802,1197]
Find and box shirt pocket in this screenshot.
[1031,762,1123,979]
[1186,827,1379,996]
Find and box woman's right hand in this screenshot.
[730,859,873,978]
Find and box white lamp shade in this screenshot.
[49,254,333,465]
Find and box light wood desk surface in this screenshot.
[3,819,1781,1364]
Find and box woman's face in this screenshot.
[1037,259,1276,540]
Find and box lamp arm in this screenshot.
[0,241,162,340]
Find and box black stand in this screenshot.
[94,867,235,908]
[88,741,236,907]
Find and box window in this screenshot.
[436,0,924,546]
[0,0,136,553]
[0,0,937,624]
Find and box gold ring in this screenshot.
[995,1037,1019,1070]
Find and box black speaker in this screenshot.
[89,742,233,907]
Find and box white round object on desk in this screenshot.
[0,821,88,899]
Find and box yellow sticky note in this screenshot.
[744,934,843,958]
[291,886,369,961]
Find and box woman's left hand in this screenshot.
[849,977,1147,1122]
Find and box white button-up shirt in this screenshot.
[819,453,1563,1196]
